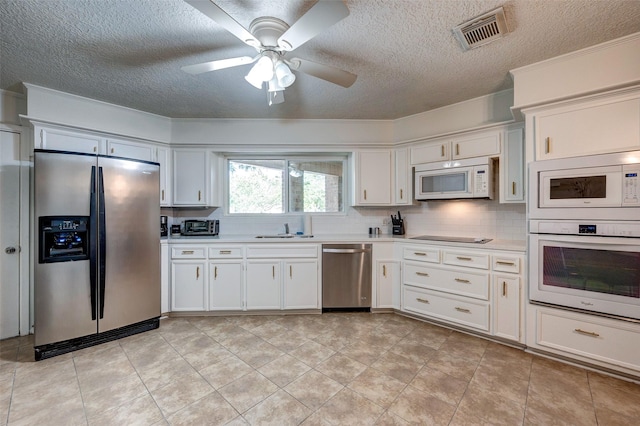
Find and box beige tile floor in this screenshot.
[1,312,640,425]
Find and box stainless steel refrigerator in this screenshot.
[34,150,160,360]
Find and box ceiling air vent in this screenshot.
[453,7,509,51]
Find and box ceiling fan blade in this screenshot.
[182,56,257,74]
[185,0,260,47]
[277,1,349,51]
[288,58,357,88]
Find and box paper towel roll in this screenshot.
[304,215,312,235]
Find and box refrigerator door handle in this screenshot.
[98,166,106,319]
[89,166,98,320]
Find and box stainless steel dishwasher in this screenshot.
[322,244,372,311]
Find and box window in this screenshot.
[228,157,345,214]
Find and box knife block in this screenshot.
[392,220,405,235]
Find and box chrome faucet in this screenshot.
[284,223,290,234]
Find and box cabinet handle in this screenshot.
[198,190,202,201]
[219,250,232,255]
[415,271,429,277]
[214,266,218,279]
[196,266,200,279]
[455,307,471,313]
[272,265,275,278]
[382,265,387,277]
[400,189,403,200]
[456,256,472,261]
[496,261,515,266]
[111,147,114,154]
[454,278,470,283]
[161,189,165,201]
[574,328,600,338]
[416,298,430,304]
[364,189,367,200]
[181,250,194,255]
[414,252,427,256]
[512,181,516,195]
[455,143,460,156]
[441,145,445,157]
[502,281,507,296]
[545,137,550,154]
[93,146,97,152]
[290,265,293,278]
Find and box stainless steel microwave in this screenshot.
[414,157,494,201]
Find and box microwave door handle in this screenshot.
[98,166,106,319]
[89,166,98,321]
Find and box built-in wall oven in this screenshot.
[529,150,640,320]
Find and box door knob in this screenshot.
[5,247,17,254]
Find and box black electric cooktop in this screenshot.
[410,235,492,244]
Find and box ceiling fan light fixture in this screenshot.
[267,77,284,92]
[268,90,285,106]
[244,66,264,89]
[275,61,296,88]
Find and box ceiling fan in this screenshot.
[182,0,357,105]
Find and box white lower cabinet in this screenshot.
[171,261,207,311]
[493,275,521,341]
[376,261,400,309]
[209,261,244,310]
[283,260,319,309]
[160,241,169,314]
[246,261,282,310]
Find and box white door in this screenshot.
[0,130,20,339]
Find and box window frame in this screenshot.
[224,154,348,216]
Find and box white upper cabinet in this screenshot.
[36,125,105,155]
[157,146,171,207]
[353,150,393,205]
[500,126,525,203]
[106,138,156,162]
[172,149,215,207]
[410,129,501,165]
[529,92,640,161]
[394,148,413,205]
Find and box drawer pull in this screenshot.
[512,181,516,195]
[455,307,471,313]
[454,278,470,284]
[441,144,445,157]
[272,265,275,279]
[214,266,218,279]
[290,265,293,278]
[416,298,430,304]
[502,281,507,297]
[198,190,202,201]
[415,272,430,277]
[196,266,200,279]
[181,250,194,255]
[400,189,403,200]
[545,137,550,154]
[110,147,114,154]
[455,143,460,156]
[574,328,600,338]
[382,265,387,277]
[93,146,97,152]
[496,261,516,266]
[219,250,232,255]
[414,252,427,256]
[364,189,367,200]
[161,189,165,201]
[456,256,472,261]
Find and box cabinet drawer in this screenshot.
[403,264,489,300]
[172,246,207,259]
[492,255,521,274]
[246,244,318,258]
[209,247,243,259]
[442,251,488,270]
[403,246,440,263]
[536,308,640,371]
[403,286,489,331]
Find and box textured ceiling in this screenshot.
[1,0,640,120]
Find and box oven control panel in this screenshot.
[532,220,640,238]
[623,164,639,205]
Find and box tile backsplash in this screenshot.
[164,200,526,241]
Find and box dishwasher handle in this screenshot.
[323,248,371,254]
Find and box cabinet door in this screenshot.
[283,260,318,309]
[452,131,501,160]
[209,261,244,311]
[502,128,525,203]
[161,242,170,314]
[157,146,171,206]
[376,261,399,309]
[493,275,521,342]
[246,261,281,310]
[37,126,104,155]
[356,151,392,205]
[411,140,449,165]
[535,98,640,160]
[106,138,155,162]
[171,261,207,311]
[394,148,411,205]
[173,149,208,206]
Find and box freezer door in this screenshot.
[98,157,160,332]
[34,151,97,346]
